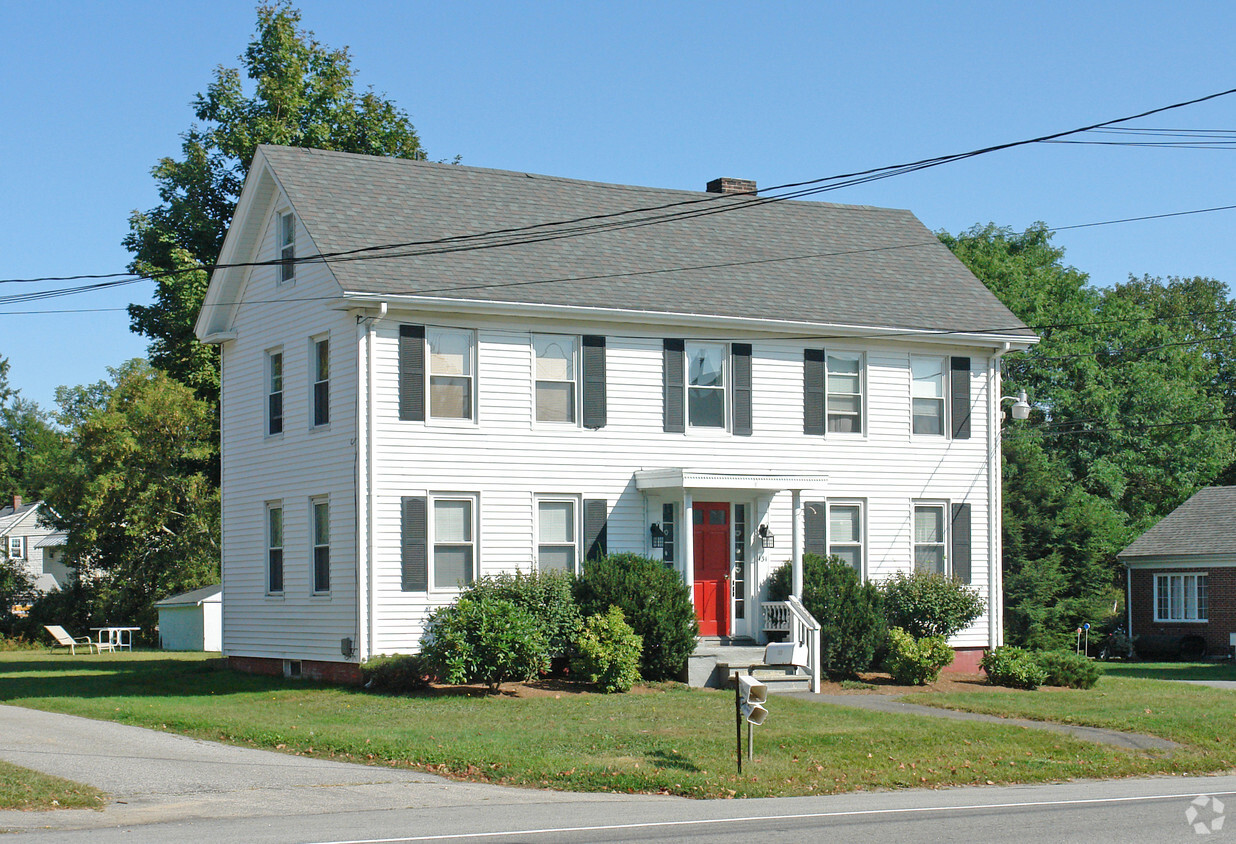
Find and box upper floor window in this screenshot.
[312,498,330,593]
[429,328,474,420]
[1155,573,1208,622]
[312,338,330,427]
[829,503,863,572]
[913,503,946,575]
[534,335,577,424]
[5,536,24,559]
[911,356,945,435]
[687,342,726,429]
[267,504,283,594]
[267,351,283,435]
[433,496,475,588]
[536,497,578,573]
[278,212,296,285]
[827,353,863,433]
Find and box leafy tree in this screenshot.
[0,554,36,637]
[942,224,1236,646]
[126,2,428,403]
[0,357,62,502]
[36,361,220,637]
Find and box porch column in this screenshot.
[791,489,803,598]
[682,491,694,604]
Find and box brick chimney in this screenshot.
[706,177,756,195]
[11,495,20,510]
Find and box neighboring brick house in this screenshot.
[1119,486,1236,658]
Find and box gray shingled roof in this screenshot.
[155,584,221,607]
[1120,486,1236,558]
[260,146,1034,337]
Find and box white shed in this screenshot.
[156,585,222,651]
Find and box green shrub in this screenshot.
[981,645,1047,690]
[420,596,549,692]
[462,570,581,655]
[768,555,886,679]
[362,653,432,693]
[1034,649,1102,689]
[883,627,954,685]
[571,605,643,693]
[881,570,985,640]
[575,553,698,681]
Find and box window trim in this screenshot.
[266,348,284,437]
[310,496,330,595]
[429,493,478,592]
[1154,572,1208,623]
[828,500,865,577]
[534,494,581,574]
[532,334,579,426]
[685,340,729,431]
[912,501,948,576]
[7,536,24,559]
[910,354,947,437]
[266,502,284,595]
[311,335,330,428]
[426,327,477,424]
[278,211,296,286]
[825,350,865,435]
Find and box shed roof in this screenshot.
[250,145,1033,338]
[1119,486,1236,558]
[155,584,222,608]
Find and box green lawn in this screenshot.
[0,759,104,811]
[0,651,1231,799]
[1099,661,1236,682]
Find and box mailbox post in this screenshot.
[734,672,768,773]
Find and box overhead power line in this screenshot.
[5,85,1236,289]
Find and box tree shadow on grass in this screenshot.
[1100,661,1236,682]
[0,654,295,701]
[645,748,701,772]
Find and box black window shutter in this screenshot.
[583,498,608,562]
[399,325,426,422]
[950,356,971,439]
[581,335,607,429]
[804,501,827,557]
[732,343,753,436]
[804,349,825,435]
[401,496,428,591]
[663,339,685,433]
[951,502,972,584]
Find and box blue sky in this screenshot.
[3,1,1235,410]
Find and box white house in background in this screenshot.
[156,584,223,651]
[195,146,1037,685]
[0,497,68,593]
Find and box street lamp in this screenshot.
[1001,389,1031,420]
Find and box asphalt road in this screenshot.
[1,704,1232,843]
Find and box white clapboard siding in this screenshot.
[218,199,358,663]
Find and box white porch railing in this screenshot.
[760,597,822,693]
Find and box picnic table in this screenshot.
[91,626,140,651]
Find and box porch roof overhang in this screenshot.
[634,468,828,493]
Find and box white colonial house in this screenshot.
[195,146,1036,685]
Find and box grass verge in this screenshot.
[0,760,104,811]
[0,652,1230,799]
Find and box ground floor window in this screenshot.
[536,497,578,573]
[433,496,475,589]
[913,503,946,575]
[1154,573,1208,622]
[829,503,863,573]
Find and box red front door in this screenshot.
[693,502,730,637]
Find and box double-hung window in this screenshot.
[433,497,475,588]
[829,504,863,572]
[911,356,946,435]
[913,504,946,575]
[827,353,864,433]
[278,212,295,285]
[687,342,726,429]
[536,497,578,573]
[1155,573,1208,622]
[267,504,283,593]
[7,536,23,559]
[534,335,577,423]
[311,498,330,593]
[312,338,329,427]
[429,328,475,420]
[267,351,283,435]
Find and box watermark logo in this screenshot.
[1185,795,1226,835]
